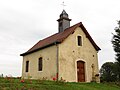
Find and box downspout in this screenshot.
[55,42,59,81]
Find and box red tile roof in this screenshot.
[20,22,100,56]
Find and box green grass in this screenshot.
[0,78,120,90]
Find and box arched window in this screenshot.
[77,36,82,46]
[26,61,29,72]
[38,57,42,71]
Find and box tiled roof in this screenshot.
[20,22,100,56]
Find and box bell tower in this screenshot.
[57,10,71,33]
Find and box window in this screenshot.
[38,57,42,71]
[26,61,29,72]
[77,36,82,46]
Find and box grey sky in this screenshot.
[0,0,119,76]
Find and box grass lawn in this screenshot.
[0,78,120,90]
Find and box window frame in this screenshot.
[77,36,82,46]
[38,57,42,71]
[26,61,29,72]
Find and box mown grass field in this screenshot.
[0,78,120,90]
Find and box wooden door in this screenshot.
[77,61,85,82]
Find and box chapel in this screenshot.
[20,10,100,82]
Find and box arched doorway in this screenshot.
[77,61,85,82]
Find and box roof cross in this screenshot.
[61,2,66,10]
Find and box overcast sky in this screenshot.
[0,0,119,77]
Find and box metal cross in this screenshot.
[61,2,66,9]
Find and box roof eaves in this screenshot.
[20,41,61,56]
